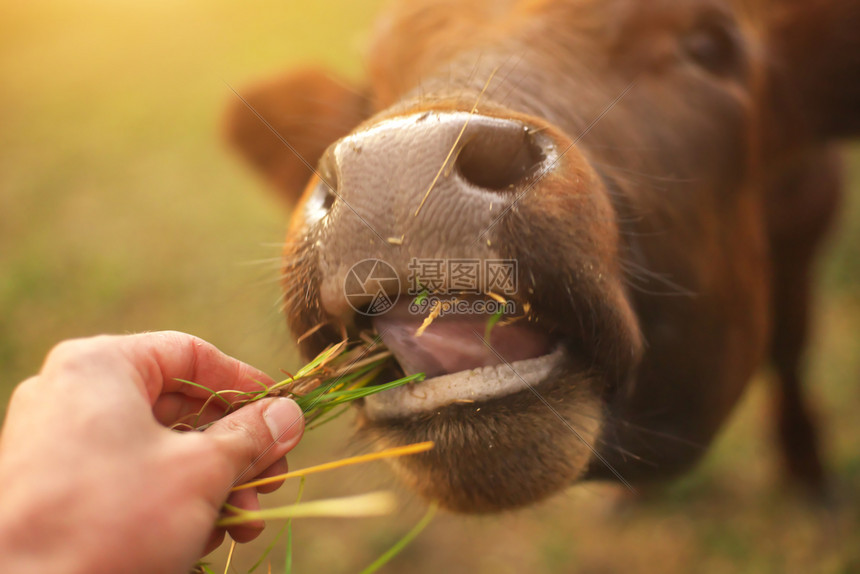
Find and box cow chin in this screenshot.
[355,365,605,514]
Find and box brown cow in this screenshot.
[225,0,860,513]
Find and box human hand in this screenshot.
[0,331,304,574]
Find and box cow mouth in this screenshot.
[360,298,567,420]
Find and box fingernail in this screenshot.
[263,398,304,446]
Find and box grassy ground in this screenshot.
[1,1,858,572]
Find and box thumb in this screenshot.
[204,397,304,486]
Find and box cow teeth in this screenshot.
[363,345,565,420]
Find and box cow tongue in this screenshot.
[372,300,552,379]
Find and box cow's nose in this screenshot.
[311,111,558,319]
[312,112,553,224]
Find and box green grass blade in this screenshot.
[342,364,387,392]
[295,373,424,421]
[173,379,233,409]
[320,360,386,388]
[413,289,429,305]
[484,305,505,342]
[359,503,438,574]
[306,404,352,430]
[246,476,307,573]
[292,342,345,379]
[247,530,283,574]
[317,374,425,407]
[284,477,306,574]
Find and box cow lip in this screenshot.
[356,297,565,419]
[362,344,566,420]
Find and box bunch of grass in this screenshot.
[179,334,436,573]
[174,332,424,433]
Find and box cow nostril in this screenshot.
[456,124,545,192]
[315,154,339,213]
[321,184,336,211]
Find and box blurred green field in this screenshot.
[1,1,858,572]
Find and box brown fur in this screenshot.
[225,0,859,511]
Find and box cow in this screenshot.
[224,0,860,513]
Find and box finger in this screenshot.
[225,488,264,543]
[39,331,276,406]
[204,397,304,486]
[126,331,277,403]
[253,457,289,494]
[202,529,226,556]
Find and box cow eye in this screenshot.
[681,20,742,78]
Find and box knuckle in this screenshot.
[218,415,253,439]
[155,330,204,350]
[8,376,41,406]
[43,335,116,373]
